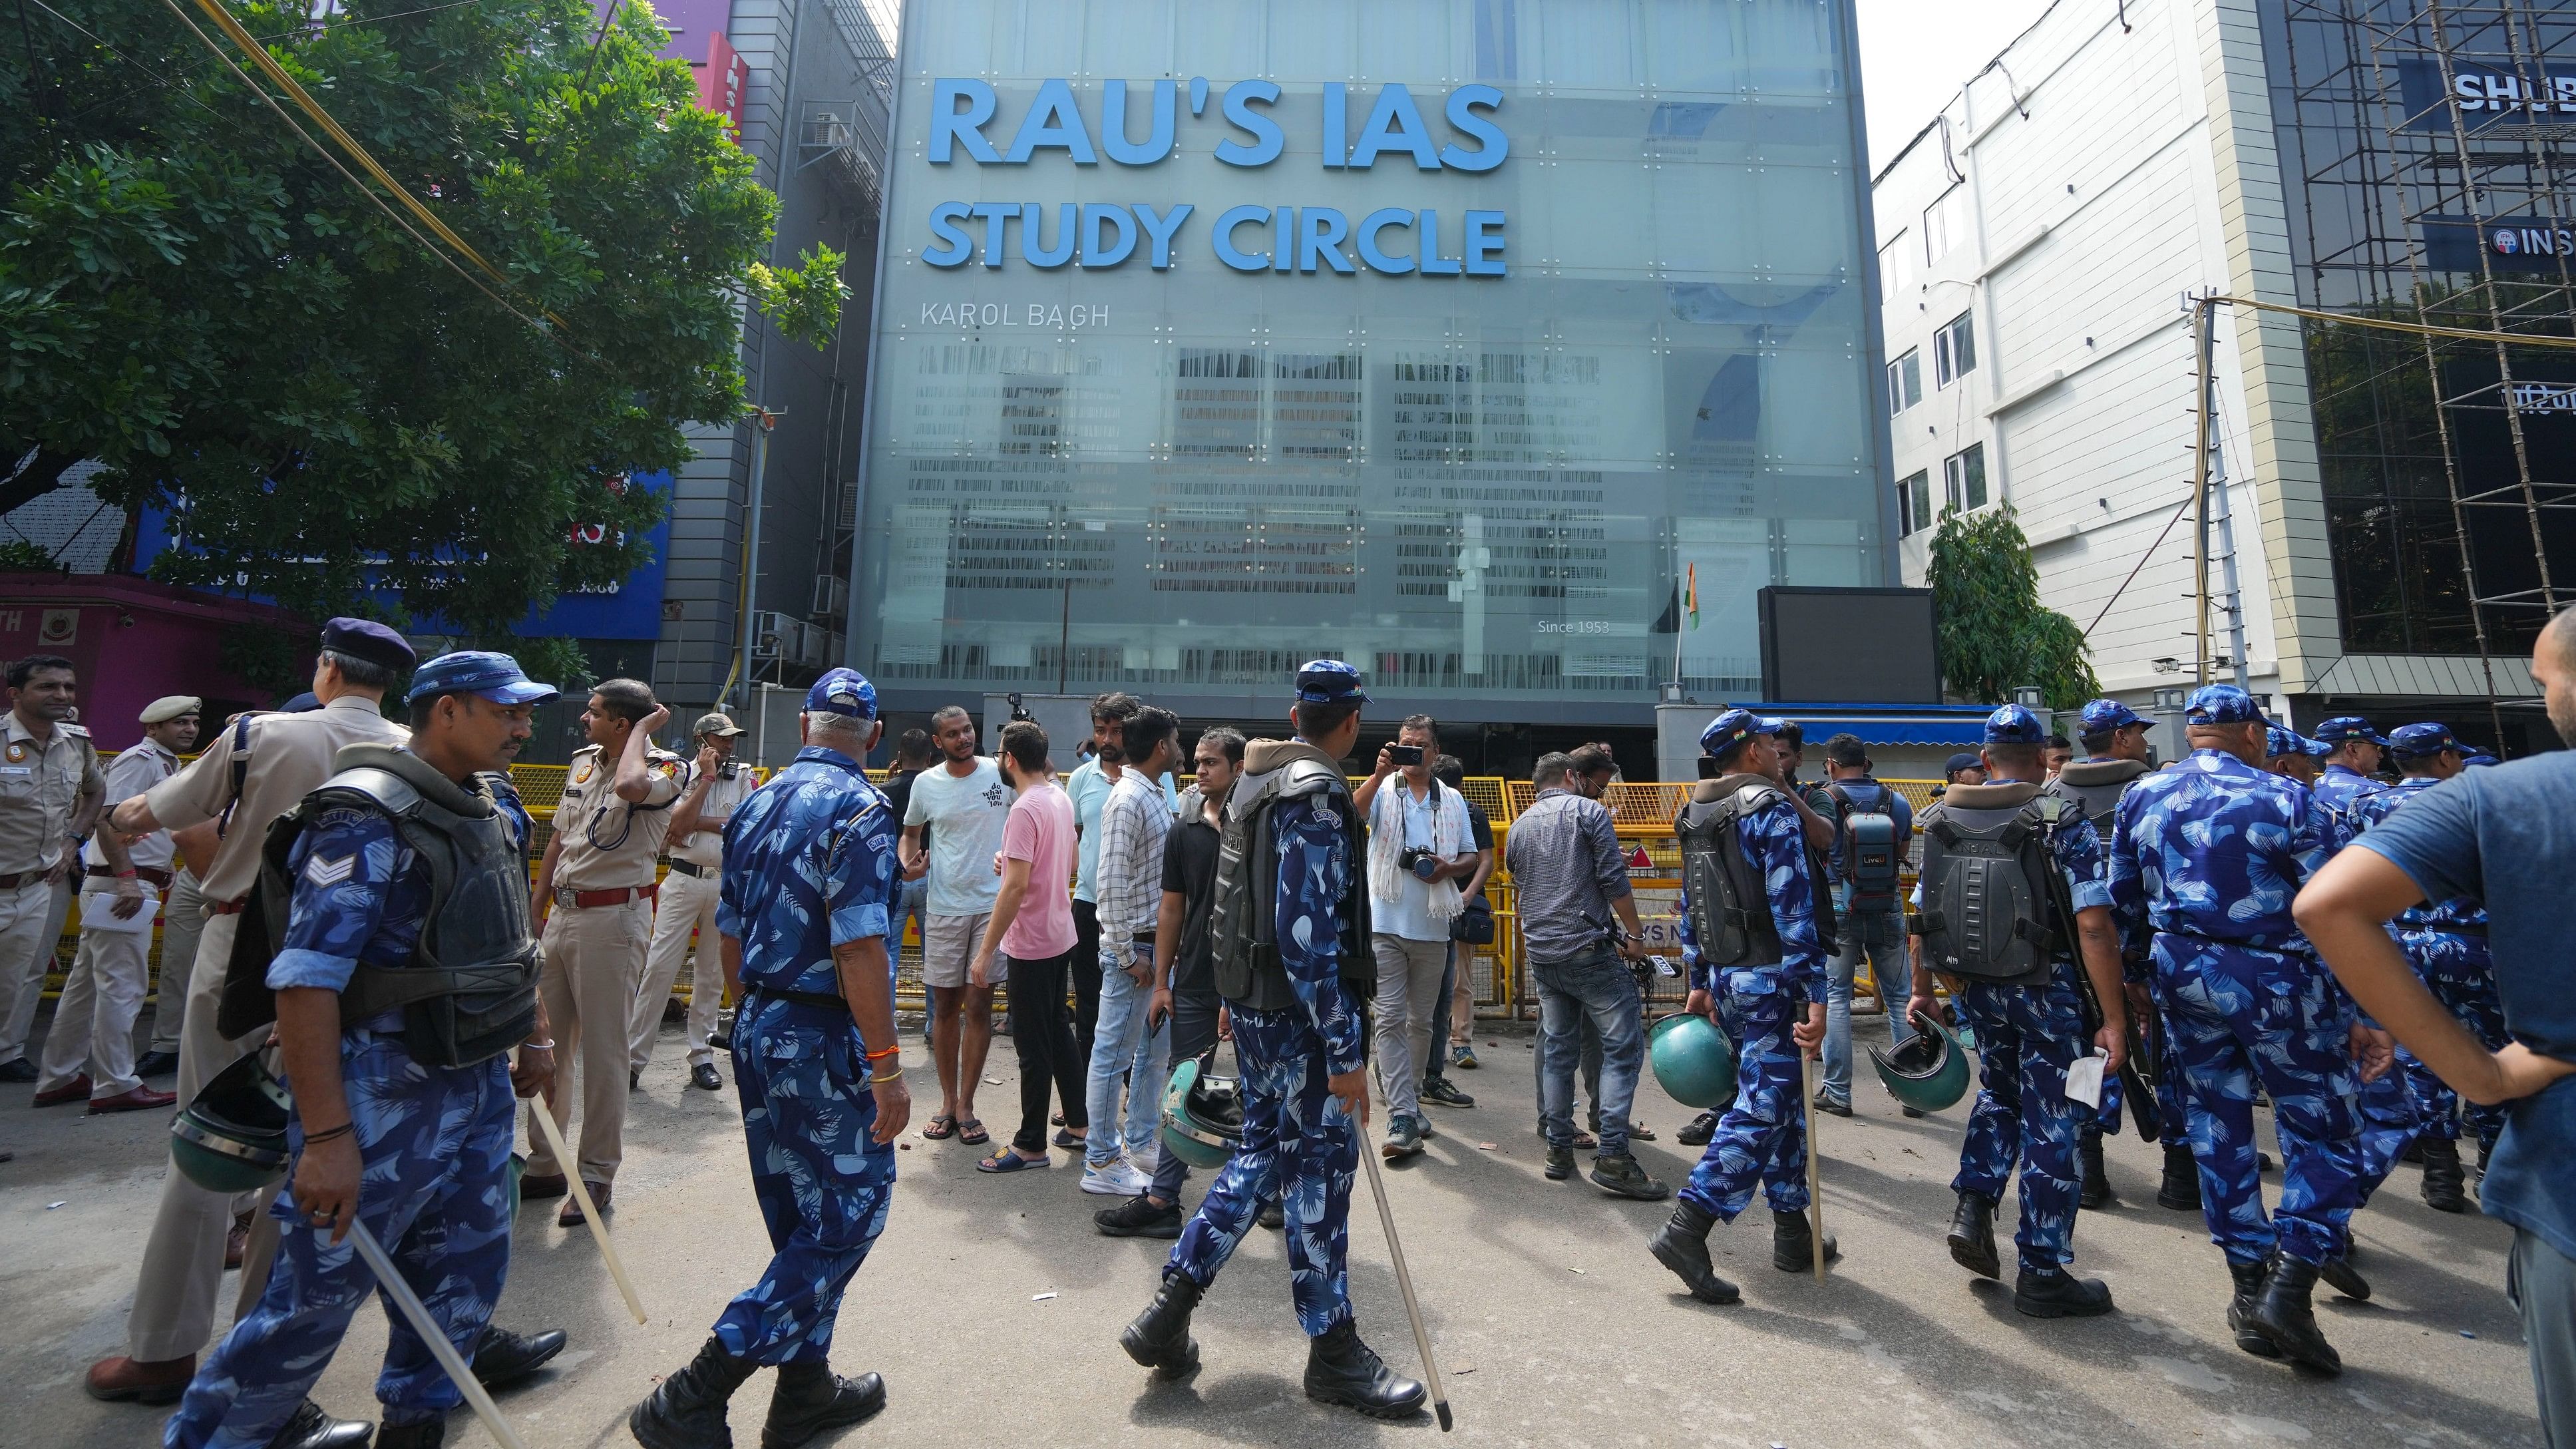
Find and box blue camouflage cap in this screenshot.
[2386,722,2462,757]
[404,651,556,707]
[2079,698,2144,734]
[2184,684,2262,724]
[1701,708,1761,757]
[806,667,878,720]
[2264,725,2326,760]
[278,692,322,714]
[1293,659,1371,705]
[2312,716,2389,747]
[1984,704,2047,745]
[319,616,417,674]
[2465,752,2500,768]
[1756,716,1789,736]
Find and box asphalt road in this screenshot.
[3,1006,2547,1449]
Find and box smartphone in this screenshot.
[1385,744,1425,765]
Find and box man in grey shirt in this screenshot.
[1504,752,1665,1200]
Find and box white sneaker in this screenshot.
[1082,1159,1152,1196]
[1130,1142,1161,1175]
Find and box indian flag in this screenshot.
[1684,563,1699,629]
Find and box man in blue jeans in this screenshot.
[1813,733,1914,1117]
[1504,752,1666,1199]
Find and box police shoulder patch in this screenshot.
[304,853,357,887]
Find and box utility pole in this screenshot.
[732,407,781,712]
[2190,294,2215,689]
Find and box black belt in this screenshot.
[745,985,849,1014]
[665,858,710,879]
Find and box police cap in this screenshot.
[139,696,202,725]
[1984,704,2047,745]
[405,650,558,708]
[1700,708,1761,758]
[806,668,878,720]
[2386,722,2464,758]
[2184,684,2262,724]
[319,617,417,674]
[1293,660,1370,705]
[693,712,745,739]
[2312,716,2389,747]
[2078,699,2144,735]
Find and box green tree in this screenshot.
[1,0,843,682]
[1926,501,2101,709]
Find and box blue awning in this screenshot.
[1728,703,1996,750]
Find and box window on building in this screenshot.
[1934,310,1976,386]
[1944,443,1988,512]
[1879,232,1914,300]
[1885,349,1921,416]
[1897,469,1932,535]
[1925,183,1968,265]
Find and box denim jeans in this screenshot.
[1085,947,1171,1167]
[893,879,928,971]
[1823,887,1912,1104]
[1532,946,1645,1158]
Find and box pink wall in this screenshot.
[0,574,310,753]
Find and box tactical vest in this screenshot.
[219,745,540,1068]
[1907,782,2075,988]
[1208,753,1374,1014]
[1676,775,1793,970]
[2042,757,2149,837]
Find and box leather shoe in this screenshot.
[135,1050,180,1077]
[689,1062,722,1092]
[518,1171,568,1202]
[32,1074,92,1107]
[0,1057,35,1082]
[473,1325,568,1388]
[85,1352,195,1404]
[259,1398,372,1449]
[91,1084,178,1114]
[560,1181,610,1227]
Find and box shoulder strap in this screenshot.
[216,712,260,839]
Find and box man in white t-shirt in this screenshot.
[901,705,1011,1145]
[629,712,757,1092]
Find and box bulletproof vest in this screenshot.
[1208,750,1373,1014]
[2044,757,2149,837]
[1676,775,1791,970]
[1908,781,2072,988]
[219,745,540,1067]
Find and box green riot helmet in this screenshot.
[1648,1012,1738,1110]
[1870,1008,1972,1114]
[171,1052,294,1195]
[1160,1049,1244,1170]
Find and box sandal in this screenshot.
[958,1118,989,1145]
[1631,1124,1658,1142]
[976,1148,1051,1173]
[921,1114,958,1141]
[1053,1128,1089,1150]
[1572,1130,1599,1150]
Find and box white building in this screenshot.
[1871,0,2575,754]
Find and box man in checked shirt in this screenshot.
[1080,705,1181,1198]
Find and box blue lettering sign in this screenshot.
[1102,79,1177,165]
[1351,84,1439,170]
[929,79,1000,164]
[1216,79,1285,168]
[1004,78,1099,164]
[1214,205,1270,271]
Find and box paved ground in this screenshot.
[3,1005,2547,1449]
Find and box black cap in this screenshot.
[319,616,417,674]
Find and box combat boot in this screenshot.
[1589,1153,1669,1201]
[375,1420,445,1449]
[2157,1143,2201,1210]
[2078,1131,2114,1209]
[1119,1270,1203,1378]
[1303,1321,1426,1420]
[2227,1258,2281,1358]
[2318,1254,2370,1302]
[1677,1109,1720,1147]
[2012,1267,2114,1318]
[1648,1199,1741,1305]
[759,1361,885,1449]
[1544,1145,1576,1181]
[2250,1253,2340,1374]
[2420,1137,2470,1213]
[1771,1209,1840,1273]
[630,1336,758,1449]
[1946,1190,2000,1280]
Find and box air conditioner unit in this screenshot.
[751,611,796,661]
[794,622,828,670]
[811,575,849,618]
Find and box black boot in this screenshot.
[630,1336,759,1449]
[2250,1254,2340,1374]
[1118,1271,1204,1378]
[1544,1145,1575,1181]
[2078,1130,2114,1209]
[1302,1320,1426,1420]
[1677,1109,1720,1147]
[2317,1255,2370,1303]
[760,1361,885,1449]
[375,1420,445,1449]
[2420,1138,2470,1214]
[1771,1209,1840,1273]
[2012,1267,2115,1318]
[2227,1257,2281,1357]
[262,1400,372,1449]
[2157,1143,2201,1211]
[1946,1190,2000,1280]
[1648,1199,1740,1305]
[472,1325,568,1388]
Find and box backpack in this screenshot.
[1827,781,1903,905]
[1207,750,1374,1013]
[2042,757,2149,837]
[1906,783,2074,987]
[1676,776,1811,969]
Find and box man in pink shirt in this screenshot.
[974,721,1087,1171]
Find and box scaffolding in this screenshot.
[2271,0,2576,745]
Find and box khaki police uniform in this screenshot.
[148,865,206,1057]
[528,741,685,1189]
[120,695,407,1364]
[37,735,182,1099]
[0,710,102,1067]
[628,759,755,1075]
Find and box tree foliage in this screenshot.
[1925,502,2102,709]
[1,0,844,672]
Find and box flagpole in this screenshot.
[1672,574,1686,690]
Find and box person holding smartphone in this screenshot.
[1354,715,1477,1160]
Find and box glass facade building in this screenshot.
[851,0,1892,723]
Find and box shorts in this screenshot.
[921,913,1000,988]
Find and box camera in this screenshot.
[1697,755,1722,779]
[1006,690,1033,724]
[1399,846,1440,881]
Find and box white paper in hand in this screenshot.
[1650,954,1679,978]
[2064,1050,2107,1110]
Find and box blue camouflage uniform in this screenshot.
[1925,707,2114,1277]
[2068,700,2184,1151]
[710,679,902,1366]
[168,652,554,1449]
[2307,717,2390,824]
[1676,713,1823,1223]
[2107,688,2362,1271]
[1166,663,1371,1336]
[2345,740,2507,1157]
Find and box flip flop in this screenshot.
[958,1118,989,1145]
[1053,1128,1088,1150]
[1572,1130,1599,1149]
[976,1149,1051,1173]
[921,1114,957,1141]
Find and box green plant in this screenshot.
[1926,501,2102,709]
[220,623,315,700]
[0,538,64,573]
